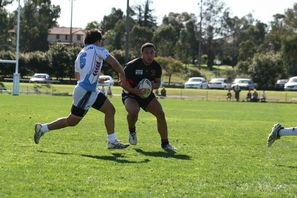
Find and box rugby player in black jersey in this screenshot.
[122,43,176,152]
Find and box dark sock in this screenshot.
[161,139,169,146]
[129,127,136,133]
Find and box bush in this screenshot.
[249,52,283,89]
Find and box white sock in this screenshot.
[108,132,117,143]
[279,127,297,137]
[41,124,49,133]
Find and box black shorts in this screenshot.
[71,92,107,117]
[122,92,156,110]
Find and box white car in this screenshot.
[184,77,208,89]
[208,78,230,89]
[231,78,255,90]
[284,76,297,91]
[98,75,114,86]
[29,73,50,83]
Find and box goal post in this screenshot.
[0,0,21,96]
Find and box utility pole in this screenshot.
[198,0,203,68]
[69,0,73,44]
[125,0,130,63]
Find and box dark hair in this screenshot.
[141,42,156,52]
[84,29,102,45]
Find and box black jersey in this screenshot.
[124,58,162,88]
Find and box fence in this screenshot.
[2,82,297,103]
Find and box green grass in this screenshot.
[1,95,297,197]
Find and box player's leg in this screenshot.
[123,97,140,145]
[34,86,90,144]
[279,127,297,137]
[34,112,83,144]
[145,98,176,152]
[92,92,129,149]
[268,123,297,147]
[48,114,82,129]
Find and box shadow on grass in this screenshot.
[134,148,191,160]
[275,164,297,169]
[38,150,150,164]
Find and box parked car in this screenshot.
[184,77,208,89]
[29,73,50,83]
[284,76,297,91]
[98,75,114,86]
[208,78,230,89]
[231,78,255,90]
[275,79,288,90]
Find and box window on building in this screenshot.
[65,35,68,40]
[56,34,60,39]
[77,35,81,41]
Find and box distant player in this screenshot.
[267,123,297,147]
[34,29,130,149]
[121,42,176,152]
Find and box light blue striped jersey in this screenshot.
[74,44,109,91]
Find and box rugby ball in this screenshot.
[137,78,152,98]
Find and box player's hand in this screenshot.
[98,77,108,83]
[129,87,143,96]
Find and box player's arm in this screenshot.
[105,55,140,95]
[151,63,162,89]
[75,72,80,81]
[151,78,161,89]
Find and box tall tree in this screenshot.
[129,25,153,56]
[249,52,283,89]
[19,0,60,52]
[85,21,100,30]
[100,8,124,32]
[161,12,197,63]
[153,24,178,57]
[133,0,156,28]
[200,0,229,69]
[283,3,297,31]
[282,35,297,76]
[0,7,13,50]
[0,0,13,7]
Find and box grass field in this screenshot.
[1,94,297,197]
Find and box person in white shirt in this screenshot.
[34,29,131,149]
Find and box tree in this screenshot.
[153,24,178,57]
[100,8,124,32]
[161,12,197,62]
[264,14,287,53]
[283,3,297,31]
[249,52,283,89]
[133,0,156,28]
[100,8,127,51]
[155,56,183,85]
[176,19,198,64]
[85,21,100,30]
[282,35,297,76]
[129,25,153,56]
[48,44,71,79]
[0,7,13,50]
[201,0,229,70]
[0,0,13,7]
[27,51,50,74]
[19,0,60,52]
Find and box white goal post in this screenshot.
[0,0,21,96]
[0,60,16,64]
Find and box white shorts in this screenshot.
[73,85,99,110]
[71,85,107,117]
